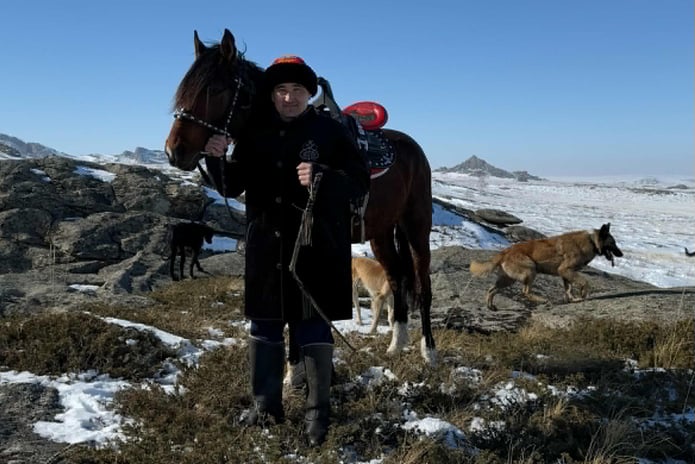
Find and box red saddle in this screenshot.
[342,101,388,131]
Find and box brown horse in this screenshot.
[165,29,436,364]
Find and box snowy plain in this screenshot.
[1,165,694,460]
[428,172,695,288]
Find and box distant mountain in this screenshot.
[0,133,168,167]
[117,147,168,165]
[0,133,65,159]
[436,155,543,182]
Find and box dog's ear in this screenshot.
[599,223,611,238]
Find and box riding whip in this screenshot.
[289,172,357,353]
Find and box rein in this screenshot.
[218,153,245,230]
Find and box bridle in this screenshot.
[172,75,244,139]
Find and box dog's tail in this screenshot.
[469,254,502,277]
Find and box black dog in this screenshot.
[170,222,215,280]
[686,247,695,257]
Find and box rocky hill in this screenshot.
[0,134,65,159]
[0,156,245,314]
[436,155,543,182]
[0,133,168,167]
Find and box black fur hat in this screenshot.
[265,55,318,97]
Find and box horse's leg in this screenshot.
[284,328,305,390]
[396,222,435,365]
[405,230,435,365]
[371,231,408,356]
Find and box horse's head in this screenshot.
[165,29,264,171]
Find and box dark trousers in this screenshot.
[250,318,334,363]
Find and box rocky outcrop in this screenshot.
[432,197,538,241]
[474,209,522,226]
[0,157,245,315]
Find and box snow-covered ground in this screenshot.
[428,172,695,288]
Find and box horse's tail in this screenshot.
[469,253,503,277]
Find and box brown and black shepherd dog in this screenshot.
[470,223,623,310]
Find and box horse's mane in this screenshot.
[172,47,264,112]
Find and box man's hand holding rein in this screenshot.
[204,135,233,157]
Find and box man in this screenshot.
[203,55,369,447]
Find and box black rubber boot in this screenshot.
[303,343,333,446]
[245,337,285,426]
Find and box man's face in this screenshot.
[272,83,311,121]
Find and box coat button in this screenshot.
[274,230,281,238]
[276,263,282,270]
[275,196,282,204]
[276,161,283,168]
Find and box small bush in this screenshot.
[0,311,174,380]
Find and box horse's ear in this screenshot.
[194,30,207,59]
[220,28,237,63]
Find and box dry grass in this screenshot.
[1,276,692,463]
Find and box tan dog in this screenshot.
[470,223,623,310]
[352,256,394,334]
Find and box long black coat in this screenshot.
[205,107,370,322]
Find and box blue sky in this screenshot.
[1,0,692,176]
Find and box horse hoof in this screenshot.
[387,322,409,355]
[420,338,437,366]
[386,345,401,356]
